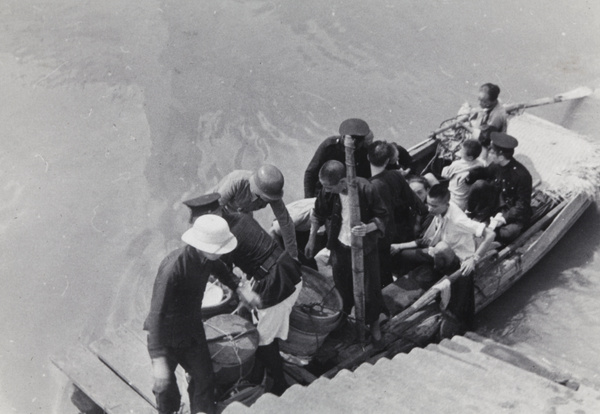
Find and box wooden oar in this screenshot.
[503,86,593,113]
[428,86,593,138]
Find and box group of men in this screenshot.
[144,82,533,414]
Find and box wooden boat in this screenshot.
[291,110,599,383]
[51,90,600,414]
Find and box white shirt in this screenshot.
[426,202,486,261]
[338,193,352,246]
[441,158,485,211]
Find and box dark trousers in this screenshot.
[330,244,383,324]
[392,248,460,290]
[467,180,498,222]
[467,179,525,244]
[378,241,393,289]
[154,340,216,414]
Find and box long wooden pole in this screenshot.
[344,136,366,343]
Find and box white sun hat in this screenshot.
[181,214,237,254]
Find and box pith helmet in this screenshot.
[249,164,284,201]
[181,214,237,254]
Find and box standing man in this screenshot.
[460,83,509,158]
[183,194,302,396]
[466,132,533,244]
[367,140,427,287]
[305,160,388,341]
[144,214,260,414]
[304,118,374,198]
[213,164,298,260]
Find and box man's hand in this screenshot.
[304,239,316,259]
[351,222,368,237]
[399,167,411,176]
[432,278,452,310]
[237,283,261,309]
[488,213,506,230]
[151,357,171,393]
[460,256,478,275]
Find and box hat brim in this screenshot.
[181,230,238,255]
[249,174,283,201]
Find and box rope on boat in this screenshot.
[204,321,257,388]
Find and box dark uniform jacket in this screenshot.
[467,158,533,225]
[312,178,388,255]
[222,211,301,308]
[144,246,239,359]
[369,169,428,244]
[304,136,371,198]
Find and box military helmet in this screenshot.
[250,164,284,201]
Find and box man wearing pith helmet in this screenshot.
[303,118,374,198]
[212,164,298,260]
[144,214,260,414]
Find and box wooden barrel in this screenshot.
[280,325,330,357]
[280,266,343,356]
[202,279,237,319]
[204,314,259,385]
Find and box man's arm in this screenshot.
[270,199,299,260]
[145,259,176,359]
[305,194,327,258]
[461,227,495,275]
[212,259,261,308]
[503,169,533,224]
[364,181,388,238]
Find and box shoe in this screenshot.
[369,320,382,342]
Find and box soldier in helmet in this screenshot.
[303,118,374,198]
[212,164,298,260]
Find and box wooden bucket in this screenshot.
[280,325,330,357]
[205,314,259,385]
[202,278,237,319]
[280,266,343,356]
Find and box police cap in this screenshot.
[339,118,370,137]
[183,193,221,223]
[490,132,518,149]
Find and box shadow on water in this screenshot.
[476,203,600,343]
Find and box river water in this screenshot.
[1,1,599,412]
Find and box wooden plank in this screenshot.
[120,323,191,410]
[521,192,592,273]
[89,326,157,407]
[51,344,156,414]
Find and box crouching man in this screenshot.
[144,214,260,414]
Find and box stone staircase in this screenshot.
[223,332,600,413]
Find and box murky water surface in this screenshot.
[1,1,599,411]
